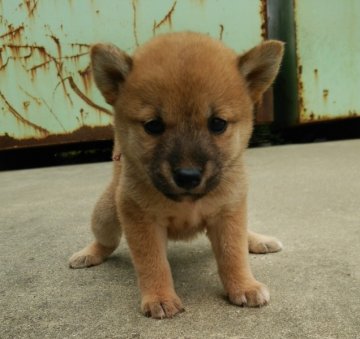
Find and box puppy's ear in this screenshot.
[238,40,284,103]
[90,43,133,105]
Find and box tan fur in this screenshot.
[69,32,284,319]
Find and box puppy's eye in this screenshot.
[208,117,227,134]
[143,118,165,135]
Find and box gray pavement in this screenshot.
[1,140,359,339]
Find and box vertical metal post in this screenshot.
[267,0,299,127]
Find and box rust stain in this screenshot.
[50,34,62,59]
[0,44,56,72]
[20,85,67,132]
[36,46,48,60]
[131,0,139,47]
[292,114,359,124]
[64,52,89,61]
[78,108,87,126]
[0,55,19,71]
[24,50,33,60]
[3,44,32,59]
[24,0,38,17]
[0,91,49,136]
[48,35,74,104]
[0,25,24,41]
[348,110,358,117]
[153,1,177,34]
[295,48,306,118]
[293,2,305,120]
[0,125,113,150]
[6,44,27,58]
[298,78,304,116]
[23,101,30,110]
[260,0,268,40]
[70,42,90,53]
[65,76,112,116]
[71,43,90,48]
[323,89,329,101]
[314,68,318,84]
[219,24,224,41]
[78,64,92,93]
[28,60,51,76]
[19,86,42,105]
[0,6,114,145]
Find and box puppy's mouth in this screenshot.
[150,167,221,202]
[163,191,207,202]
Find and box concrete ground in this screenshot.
[0,140,359,339]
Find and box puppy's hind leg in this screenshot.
[248,230,282,254]
[69,184,121,268]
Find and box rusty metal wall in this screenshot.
[0,0,267,150]
[294,0,360,123]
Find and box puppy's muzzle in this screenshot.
[173,168,202,190]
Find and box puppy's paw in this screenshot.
[69,250,103,269]
[69,242,116,268]
[141,294,184,319]
[248,231,283,254]
[228,281,270,307]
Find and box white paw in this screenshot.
[228,281,270,307]
[69,249,103,269]
[249,233,283,254]
[142,293,184,319]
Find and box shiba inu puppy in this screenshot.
[69,32,284,319]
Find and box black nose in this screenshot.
[173,168,202,190]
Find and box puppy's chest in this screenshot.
[159,204,212,240]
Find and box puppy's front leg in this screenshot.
[122,210,183,319]
[69,183,121,269]
[207,199,269,307]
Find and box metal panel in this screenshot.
[0,0,267,149]
[294,0,360,123]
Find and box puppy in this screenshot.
[69,32,284,319]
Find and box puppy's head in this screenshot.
[91,33,283,201]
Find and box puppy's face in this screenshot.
[91,33,283,201]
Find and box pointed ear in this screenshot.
[238,40,284,103]
[90,43,133,105]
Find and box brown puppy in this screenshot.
[69,32,284,319]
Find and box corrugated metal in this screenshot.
[294,0,360,123]
[0,0,267,149]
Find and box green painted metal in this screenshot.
[269,0,360,127]
[295,0,360,122]
[0,0,265,149]
[295,0,360,123]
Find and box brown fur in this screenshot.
[69,32,284,319]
